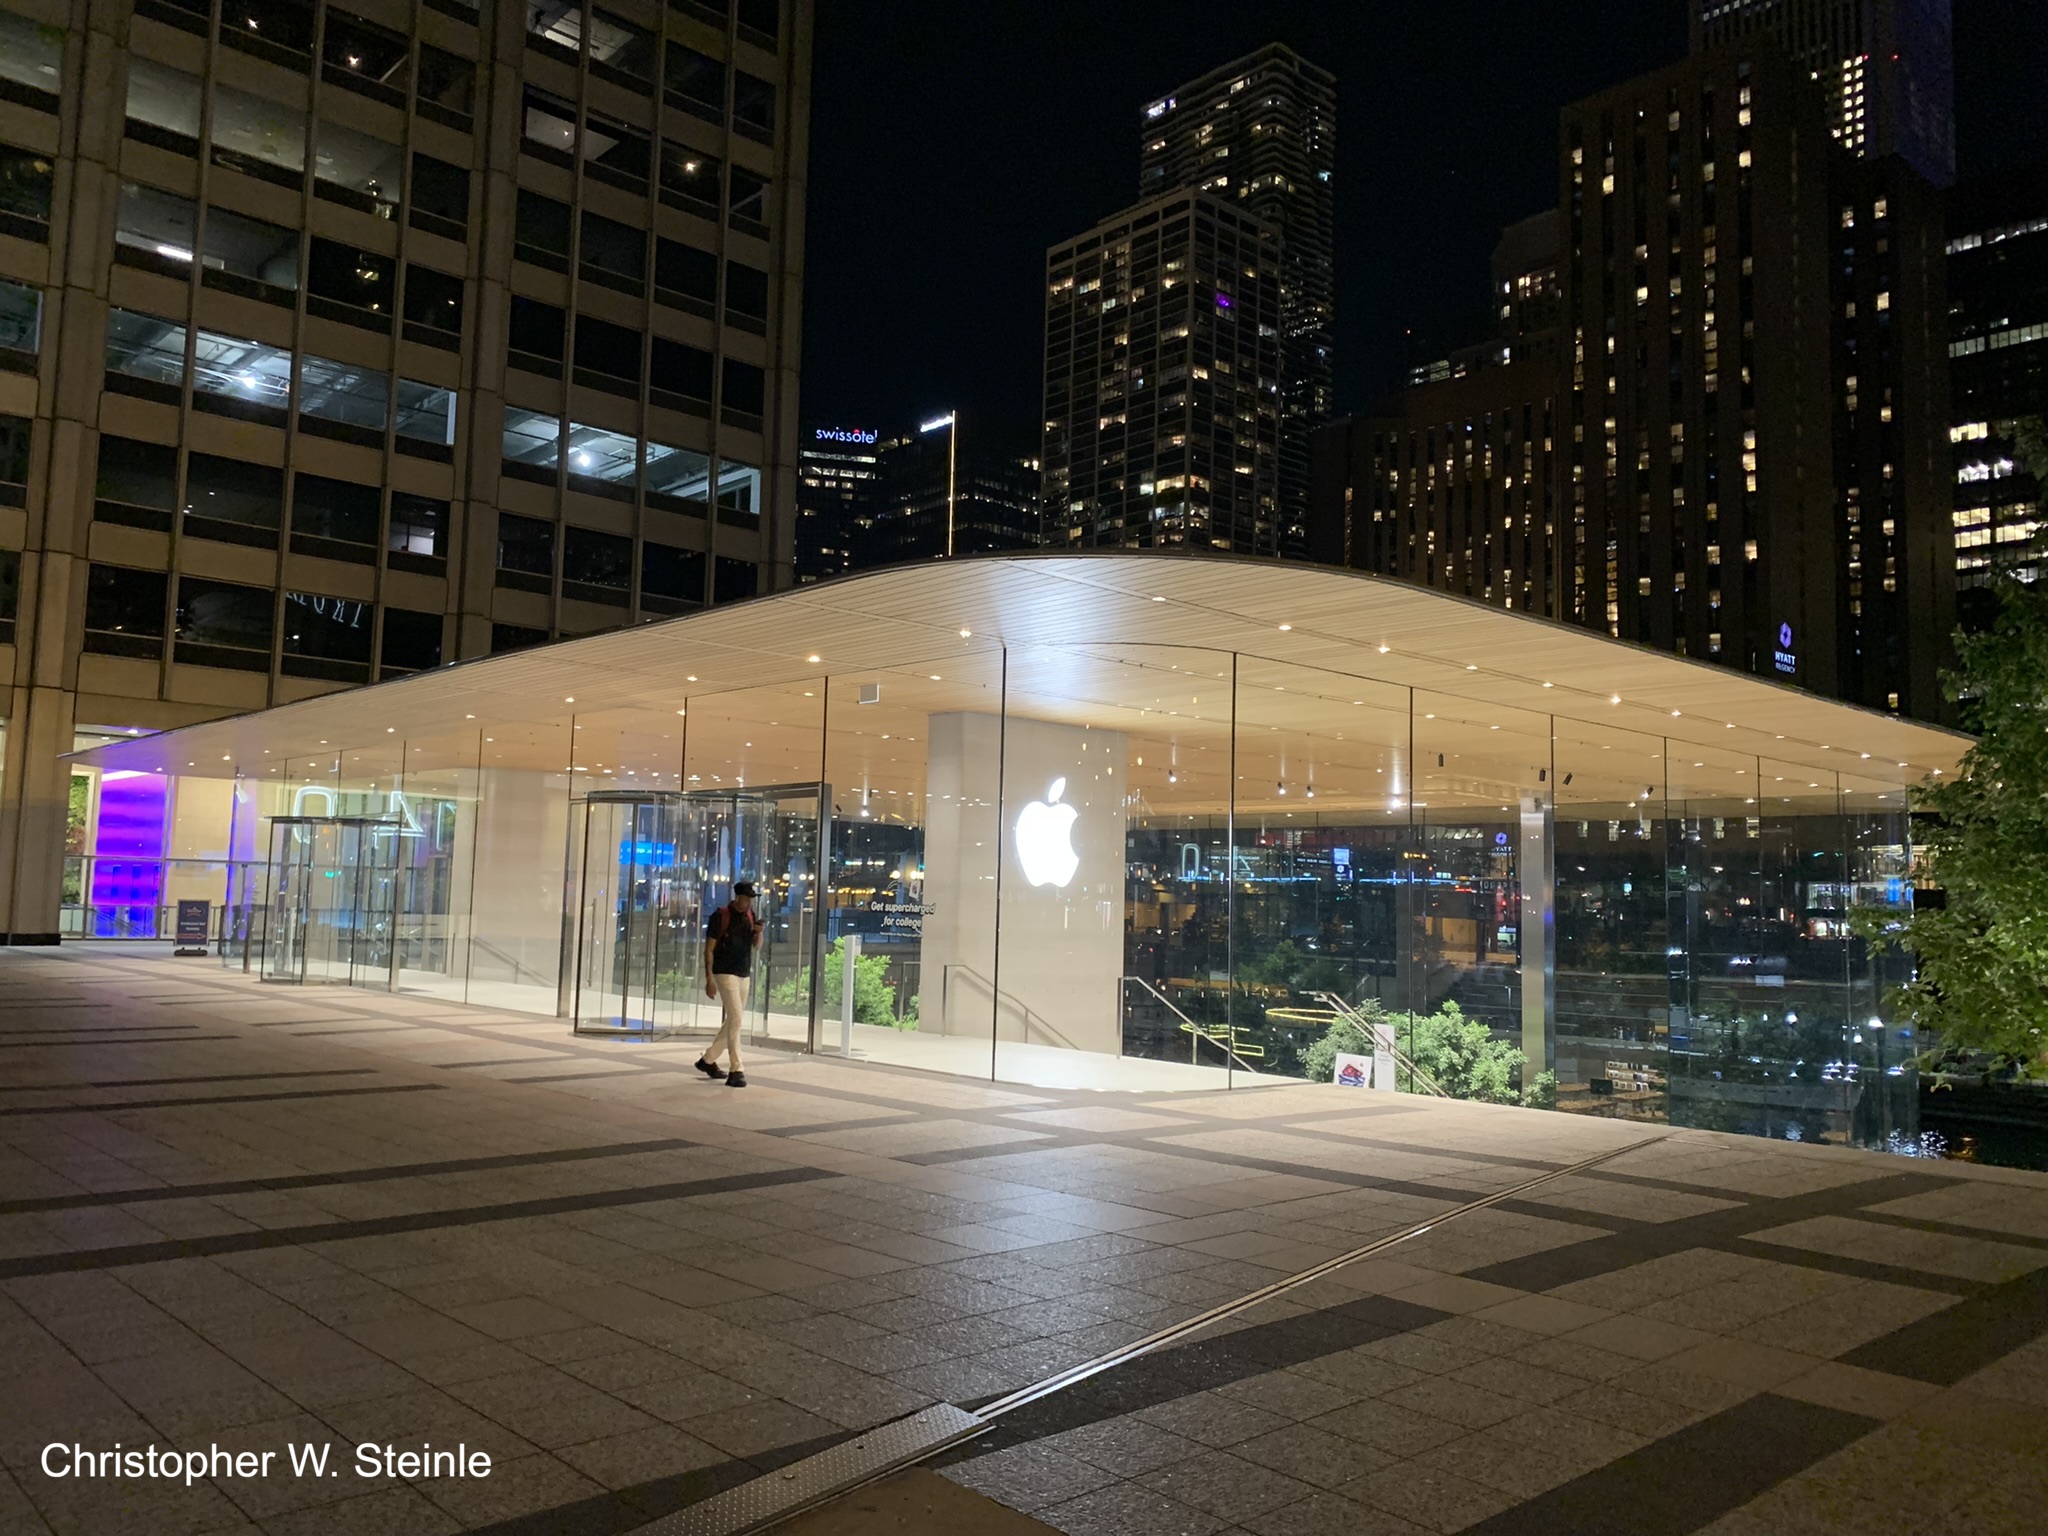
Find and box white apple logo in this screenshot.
[1014,777,1080,888]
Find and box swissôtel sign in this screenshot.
[814,427,878,444]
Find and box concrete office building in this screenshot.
[0,0,812,943]
[1042,192,1282,557]
[1139,43,1335,553]
[1690,0,1955,186]
[1947,161,2048,594]
[65,553,1964,1146]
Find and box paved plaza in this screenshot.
[2,946,2046,1535]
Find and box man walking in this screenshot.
[696,880,762,1087]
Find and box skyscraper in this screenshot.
[868,414,1040,567]
[1690,0,1955,186]
[1947,162,2048,594]
[1042,193,1282,556]
[1311,42,1954,721]
[795,424,881,582]
[1139,44,1335,553]
[0,0,812,942]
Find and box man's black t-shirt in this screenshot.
[706,904,760,977]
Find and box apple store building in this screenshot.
[63,556,1968,1146]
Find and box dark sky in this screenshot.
[798,0,2048,455]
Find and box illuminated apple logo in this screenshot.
[1014,777,1080,888]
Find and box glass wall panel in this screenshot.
[1227,662,1425,1084]
[299,355,388,437]
[125,58,204,153]
[468,720,572,1013]
[393,731,480,1004]
[822,648,1006,1075]
[191,330,294,423]
[114,183,198,276]
[678,681,827,1054]
[1403,688,1554,1098]
[1091,646,1240,1084]
[395,380,457,447]
[210,83,308,188]
[313,118,403,217]
[1552,714,1677,1120]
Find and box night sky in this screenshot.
[798,0,2048,456]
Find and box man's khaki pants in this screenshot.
[707,972,749,1069]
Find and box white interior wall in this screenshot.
[921,711,1127,1055]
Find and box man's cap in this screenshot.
[732,880,758,897]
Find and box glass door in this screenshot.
[259,817,401,987]
[559,785,825,1047]
[564,792,701,1037]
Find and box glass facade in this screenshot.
[86,571,1940,1151]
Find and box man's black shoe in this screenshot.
[695,1058,727,1079]
[725,1071,748,1088]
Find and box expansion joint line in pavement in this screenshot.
[629,1131,1671,1536]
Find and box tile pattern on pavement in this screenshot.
[0,946,2045,1536]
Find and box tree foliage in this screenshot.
[1302,998,1555,1107]
[771,939,914,1029]
[1856,576,2048,1078]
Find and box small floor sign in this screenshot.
[174,899,210,956]
[1334,1051,1373,1088]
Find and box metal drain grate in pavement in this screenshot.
[626,1404,989,1536]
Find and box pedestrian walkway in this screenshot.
[1,945,2045,1535]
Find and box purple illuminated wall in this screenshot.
[91,771,169,937]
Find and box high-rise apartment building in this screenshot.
[1690,0,1955,186]
[1308,353,1563,615]
[1947,161,2048,594]
[794,423,878,582]
[0,0,811,942]
[1042,192,1282,556]
[1139,44,1334,553]
[1312,43,1953,720]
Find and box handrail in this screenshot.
[941,963,1081,1051]
[1122,975,1265,1075]
[1308,990,1454,1098]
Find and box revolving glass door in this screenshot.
[564,792,695,1037]
[260,816,402,986]
[562,785,825,1046]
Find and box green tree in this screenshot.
[770,938,913,1029]
[1855,575,2048,1078]
[1301,998,1555,1107]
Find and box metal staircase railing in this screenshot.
[1121,975,1266,1075]
[1307,991,1453,1098]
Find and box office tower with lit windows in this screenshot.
[1690,0,1955,186]
[1556,46,1950,715]
[1138,44,1334,554]
[1042,192,1283,557]
[1947,162,2048,595]
[795,423,879,582]
[1308,354,1563,615]
[1311,43,1953,721]
[866,413,1039,569]
[0,0,811,941]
